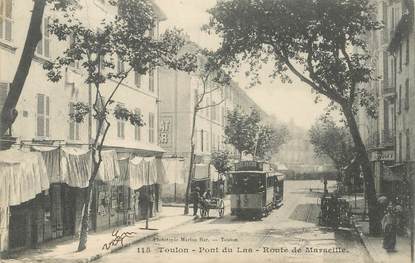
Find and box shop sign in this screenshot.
[159,115,173,150]
[371,150,395,161]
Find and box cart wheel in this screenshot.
[218,199,225,217]
[200,207,207,218]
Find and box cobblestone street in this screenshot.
[97,180,371,263]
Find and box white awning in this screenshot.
[0,149,49,208]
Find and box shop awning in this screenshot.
[194,164,209,180]
[128,156,158,190]
[156,158,169,184]
[60,147,92,188]
[383,163,406,182]
[0,149,49,208]
[97,150,120,182]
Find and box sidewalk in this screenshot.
[353,219,411,263]
[1,207,193,263]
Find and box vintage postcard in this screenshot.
[0,0,413,262]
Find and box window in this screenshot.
[36,94,50,137]
[117,117,125,139]
[148,112,155,143]
[211,102,216,121]
[406,129,410,161]
[149,69,155,92]
[69,102,80,140]
[382,2,388,43]
[405,79,409,110]
[134,71,141,88]
[134,108,141,141]
[36,17,51,58]
[398,84,402,114]
[406,37,410,65]
[399,132,402,162]
[0,0,12,42]
[383,52,388,85]
[399,43,402,72]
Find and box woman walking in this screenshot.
[381,204,397,252]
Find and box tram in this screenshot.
[229,161,285,219]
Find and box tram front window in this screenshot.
[232,173,265,194]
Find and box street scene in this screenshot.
[97,180,371,263]
[0,0,414,262]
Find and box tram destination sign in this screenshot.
[234,161,270,171]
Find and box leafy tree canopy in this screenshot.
[309,116,355,170]
[211,150,233,175]
[206,0,381,116]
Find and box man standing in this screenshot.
[191,187,201,216]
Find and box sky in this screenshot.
[154,0,330,129]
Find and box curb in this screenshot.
[78,216,195,263]
[351,219,375,263]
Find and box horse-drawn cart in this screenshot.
[199,197,225,218]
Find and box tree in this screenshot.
[207,0,382,234]
[224,107,260,159]
[211,150,233,175]
[255,123,289,160]
[309,117,355,171]
[183,49,230,215]
[224,107,288,160]
[44,0,196,251]
[0,0,78,138]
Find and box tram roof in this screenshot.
[229,170,266,174]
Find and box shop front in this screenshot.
[0,149,50,252]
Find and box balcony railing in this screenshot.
[367,129,395,149]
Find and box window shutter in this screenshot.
[69,103,75,140]
[37,94,45,136]
[46,95,50,137]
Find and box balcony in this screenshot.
[367,131,380,149]
[367,129,395,149]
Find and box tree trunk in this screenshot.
[77,156,100,251]
[0,0,46,137]
[184,107,198,215]
[343,106,381,235]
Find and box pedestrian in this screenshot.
[191,187,201,216]
[382,203,397,252]
[203,189,212,200]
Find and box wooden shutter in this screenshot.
[37,94,45,136]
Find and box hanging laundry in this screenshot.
[60,147,91,188]
[97,150,120,182]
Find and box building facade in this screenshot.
[358,0,414,236]
[0,0,169,253]
[158,53,270,202]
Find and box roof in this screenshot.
[229,170,266,174]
